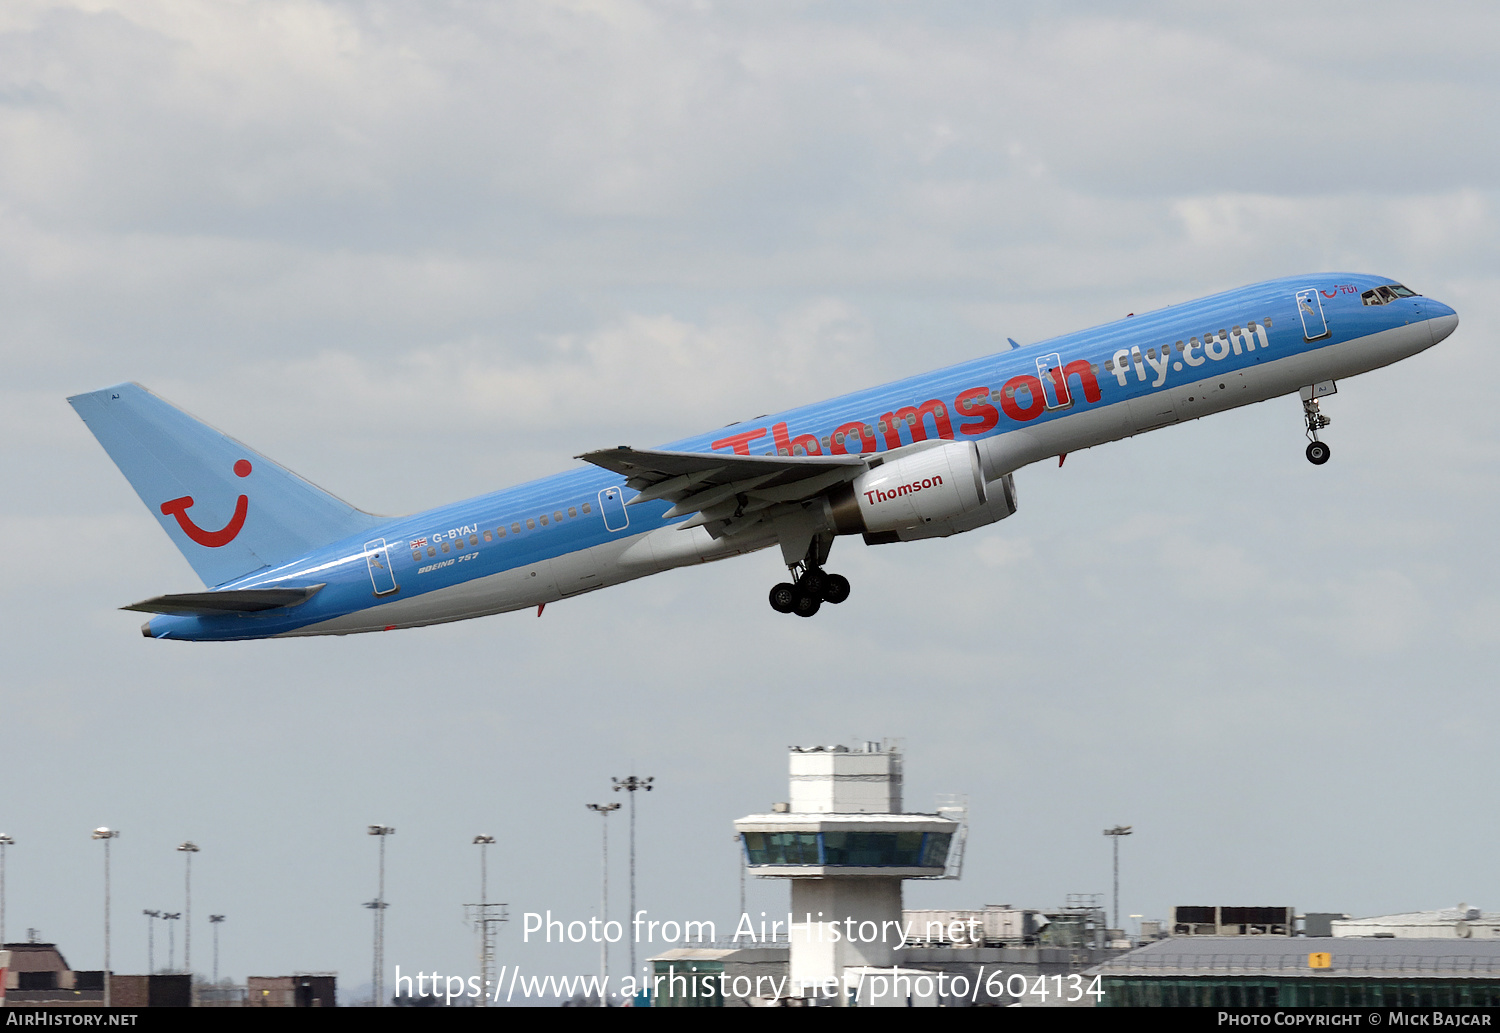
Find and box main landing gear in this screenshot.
[1302,393,1332,466]
[769,563,851,618]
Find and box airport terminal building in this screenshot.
[1093,937,1500,1008]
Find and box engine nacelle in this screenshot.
[830,441,990,537]
[880,471,1017,542]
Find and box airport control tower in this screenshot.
[734,742,962,998]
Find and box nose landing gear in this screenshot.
[769,562,851,617]
[1302,391,1333,465]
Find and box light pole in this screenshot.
[209,916,225,985]
[586,803,619,1001]
[1103,825,1133,935]
[177,842,199,975]
[0,833,13,949]
[362,900,388,1003]
[142,910,160,973]
[91,828,119,1007]
[469,835,503,1009]
[611,774,652,987]
[162,913,181,972]
[367,825,395,1007]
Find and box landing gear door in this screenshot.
[365,538,399,596]
[598,487,630,532]
[1036,353,1072,409]
[1296,289,1331,341]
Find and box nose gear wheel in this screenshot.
[1302,394,1333,465]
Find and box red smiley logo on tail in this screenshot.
[160,459,252,548]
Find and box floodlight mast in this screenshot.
[0,834,13,951]
[367,825,395,1006]
[1103,825,1133,935]
[177,842,199,975]
[162,913,181,972]
[586,803,620,1002]
[468,835,505,1008]
[142,910,160,973]
[611,775,653,986]
[91,828,119,1007]
[209,915,225,985]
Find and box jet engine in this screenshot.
[829,440,1017,542]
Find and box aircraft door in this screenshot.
[1296,289,1331,341]
[598,487,630,532]
[364,538,399,596]
[1036,353,1073,409]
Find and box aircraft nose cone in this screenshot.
[1426,300,1459,346]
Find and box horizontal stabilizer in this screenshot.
[123,584,325,616]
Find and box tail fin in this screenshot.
[68,383,381,587]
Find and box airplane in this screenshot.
[69,273,1457,642]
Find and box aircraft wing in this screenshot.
[576,446,866,533]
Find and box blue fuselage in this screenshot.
[143,273,1457,640]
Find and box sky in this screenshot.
[2,0,1498,1005]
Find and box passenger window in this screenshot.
[427,546,436,558]
[455,538,464,550]
[568,507,577,518]
[469,534,478,546]
[496,527,506,538]
[441,542,450,554]
[540,514,549,526]
[484,530,493,542]
[582,503,592,515]
[526,519,535,530]
[412,551,421,562]
[512,522,522,534]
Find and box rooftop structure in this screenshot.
[1332,905,1500,940]
[1170,906,1295,937]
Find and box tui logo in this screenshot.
[159,459,251,547]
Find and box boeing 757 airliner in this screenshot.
[70,273,1457,641]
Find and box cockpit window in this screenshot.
[1362,283,1420,306]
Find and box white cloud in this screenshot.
[5,0,1500,988]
